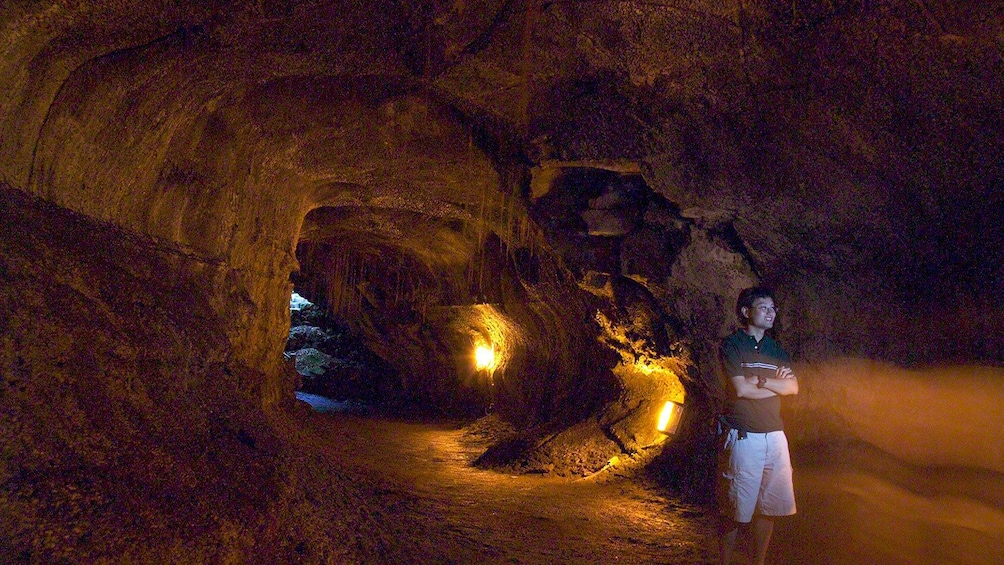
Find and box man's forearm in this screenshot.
[732,376,776,399]
[762,376,798,396]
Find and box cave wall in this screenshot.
[294,189,624,425]
[3,0,1001,410]
[2,0,1003,558]
[0,184,300,561]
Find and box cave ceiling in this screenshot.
[2,0,1002,310]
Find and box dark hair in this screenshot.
[736,286,776,323]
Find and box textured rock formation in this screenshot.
[2,0,1002,561]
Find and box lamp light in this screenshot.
[475,345,495,370]
[657,400,684,435]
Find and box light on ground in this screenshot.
[657,400,684,434]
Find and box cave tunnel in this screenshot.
[1,1,1003,563]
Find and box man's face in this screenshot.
[743,297,777,331]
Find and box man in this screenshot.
[717,286,798,565]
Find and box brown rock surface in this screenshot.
[2,1,1002,562]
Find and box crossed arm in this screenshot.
[730,366,799,399]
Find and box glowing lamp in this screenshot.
[475,345,495,370]
[657,400,684,435]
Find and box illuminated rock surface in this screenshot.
[1,1,1002,563]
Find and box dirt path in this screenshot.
[297,397,717,564]
[295,396,1004,565]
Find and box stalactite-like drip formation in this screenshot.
[327,246,365,317]
[460,165,545,303]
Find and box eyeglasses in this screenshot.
[754,305,778,314]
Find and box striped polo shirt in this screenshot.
[720,329,790,433]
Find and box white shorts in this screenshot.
[718,429,796,523]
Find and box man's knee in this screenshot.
[717,515,746,536]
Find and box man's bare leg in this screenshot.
[719,519,741,565]
[751,515,774,565]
